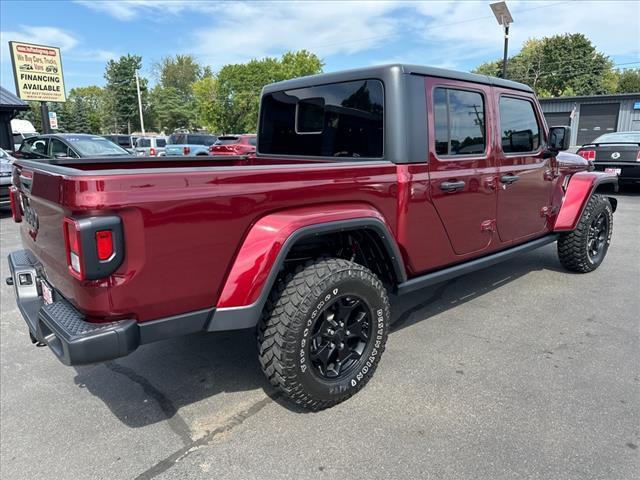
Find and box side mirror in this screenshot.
[548,126,571,151]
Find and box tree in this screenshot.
[154,54,204,98]
[473,34,614,97]
[192,76,218,131]
[149,86,193,133]
[104,54,147,133]
[616,69,640,93]
[211,50,323,133]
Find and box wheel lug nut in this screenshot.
[346,330,350,336]
[339,342,344,349]
[328,329,334,335]
[339,322,344,327]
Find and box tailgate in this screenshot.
[164,145,186,156]
[12,164,69,292]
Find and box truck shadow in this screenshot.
[73,244,565,425]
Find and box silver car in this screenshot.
[0,148,16,208]
[135,136,167,157]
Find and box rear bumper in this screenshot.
[593,162,640,182]
[7,250,215,366]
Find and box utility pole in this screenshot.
[135,70,145,136]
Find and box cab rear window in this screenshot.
[258,79,384,159]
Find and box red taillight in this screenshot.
[9,187,22,223]
[578,149,596,161]
[64,218,84,279]
[183,146,190,155]
[150,147,156,156]
[636,150,640,162]
[96,230,114,260]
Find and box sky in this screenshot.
[0,0,638,93]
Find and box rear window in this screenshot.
[188,134,217,145]
[592,132,640,143]
[259,79,384,158]
[215,136,240,145]
[137,138,151,148]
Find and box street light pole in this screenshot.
[135,70,145,136]
[490,1,514,79]
[502,23,510,79]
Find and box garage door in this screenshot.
[577,103,619,145]
[544,112,571,127]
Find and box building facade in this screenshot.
[540,93,640,147]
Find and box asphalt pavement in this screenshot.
[1,191,638,480]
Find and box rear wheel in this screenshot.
[258,258,390,410]
[557,194,613,273]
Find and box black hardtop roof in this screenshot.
[263,63,533,94]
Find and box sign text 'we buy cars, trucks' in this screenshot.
[9,41,66,103]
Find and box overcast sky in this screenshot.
[1,0,638,92]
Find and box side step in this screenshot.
[397,234,559,296]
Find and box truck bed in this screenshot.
[12,156,402,323]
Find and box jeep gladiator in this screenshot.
[6,65,617,410]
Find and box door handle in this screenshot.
[440,180,466,192]
[500,174,520,185]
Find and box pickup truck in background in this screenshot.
[6,64,617,410]
[164,132,218,156]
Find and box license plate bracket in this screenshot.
[604,168,622,175]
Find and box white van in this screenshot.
[11,119,38,151]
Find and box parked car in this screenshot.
[6,64,617,411]
[102,134,137,154]
[0,148,15,208]
[134,136,167,157]
[11,118,38,151]
[577,131,640,185]
[164,132,217,156]
[209,134,257,156]
[16,134,131,160]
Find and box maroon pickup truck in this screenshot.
[7,65,617,410]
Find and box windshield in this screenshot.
[67,137,130,156]
[593,132,640,143]
[0,148,14,163]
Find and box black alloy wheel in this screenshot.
[308,295,372,379]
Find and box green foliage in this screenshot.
[616,69,640,93]
[211,50,323,133]
[154,54,204,99]
[473,34,616,97]
[149,86,193,132]
[104,54,147,133]
[192,76,218,131]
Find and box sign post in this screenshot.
[8,41,66,133]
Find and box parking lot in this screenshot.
[0,191,638,480]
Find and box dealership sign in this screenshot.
[9,41,66,103]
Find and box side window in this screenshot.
[499,97,540,153]
[433,87,486,156]
[50,138,70,157]
[259,79,384,159]
[21,138,48,157]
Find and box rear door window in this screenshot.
[156,138,166,147]
[433,87,486,156]
[499,97,541,153]
[259,79,384,159]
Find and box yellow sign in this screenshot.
[9,41,66,103]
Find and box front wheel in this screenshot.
[557,194,613,273]
[258,258,390,410]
